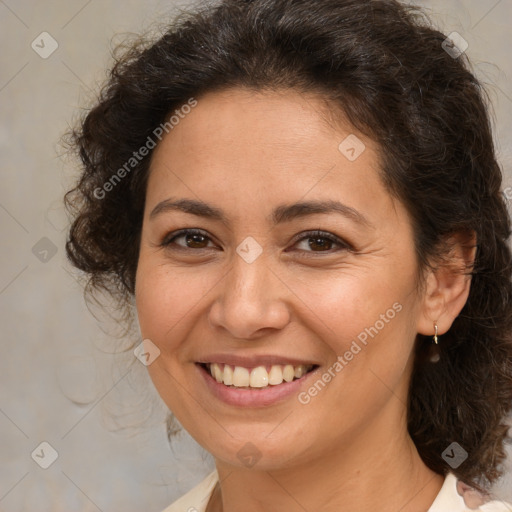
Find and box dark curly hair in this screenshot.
[64,0,512,493]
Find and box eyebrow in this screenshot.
[149,198,372,228]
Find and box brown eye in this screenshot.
[161,229,215,250]
[183,233,209,248]
[292,230,350,253]
[307,237,334,251]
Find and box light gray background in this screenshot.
[1,1,511,511]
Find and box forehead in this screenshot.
[146,87,398,226]
[152,88,343,163]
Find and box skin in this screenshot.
[135,88,475,512]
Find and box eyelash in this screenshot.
[160,228,352,255]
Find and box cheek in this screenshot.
[284,264,416,348]
[135,260,211,350]
[134,259,212,417]
[288,266,419,405]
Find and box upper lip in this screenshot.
[196,354,320,368]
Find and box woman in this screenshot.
[64,0,512,510]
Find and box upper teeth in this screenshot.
[207,363,313,388]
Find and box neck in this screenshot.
[208,404,444,512]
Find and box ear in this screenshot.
[417,230,477,337]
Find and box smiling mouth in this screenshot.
[199,362,318,389]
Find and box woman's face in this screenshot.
[135,88,428,470]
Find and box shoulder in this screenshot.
[429,472,512,512]
[160,470,218,512]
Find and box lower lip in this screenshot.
[196,364,318,407]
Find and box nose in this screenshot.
[208,250,291,340]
